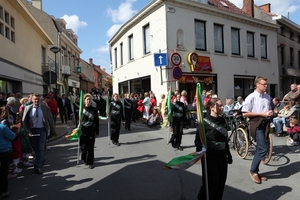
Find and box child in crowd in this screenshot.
[10,124,23,175]
[18,116,32,167]
[287,118,300,146]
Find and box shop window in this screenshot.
[234,77,254,99]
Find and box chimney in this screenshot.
[242,0,254,17]
[32,0,42,10]
[89,58,93,65]
[259,3,271,13]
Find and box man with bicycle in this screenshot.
[242,76,273,184]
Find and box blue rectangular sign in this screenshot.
[154,53,168,67]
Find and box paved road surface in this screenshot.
[8,120,300,200]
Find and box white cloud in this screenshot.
[107,24,123,38]
[61,14,88,33]
[106,0,138,23]
[93,44,109,54]
[229,0,299,16]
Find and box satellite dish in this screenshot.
[43,71,57,84]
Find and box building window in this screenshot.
[10,16,14,29]
[298,51,300,68]
[0,22,3,36]
[247,32,254,57]
[280,46,285,65]
[280,27,284,35]
[10,31,14,43]
[143,24,150,54]
[5,26,9,39]
[290,47,294,66]
[214,24,224,53]
[290,31,294,39]
[120,42,123,65]
[195,20,206,51]
[231,28,240,55]
[260,35,267,59]
[114,48,117,69]
[128,34,134,60]
[4,11,9,24]
[0,6,3,19]
[298,36,300,43]
[61,48,65,65]
[41,46,46,65]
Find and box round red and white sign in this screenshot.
[170,52,182,66]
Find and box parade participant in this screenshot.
[242,76,273,184]
[195,98,232,200]
[79,93,99,169]
[73,97,80,127]
[124,93,133,131]
[22,93,56,174]
[168,94,186,151]
[109,93,125,146]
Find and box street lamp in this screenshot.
[50,46,61,96]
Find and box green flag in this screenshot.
[66,90,83,140]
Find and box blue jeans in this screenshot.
[52,113,57,124]
[29,128,46,169]
[250,129,268,173]
[273,117,286,134]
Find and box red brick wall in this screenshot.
[242,0,254,17]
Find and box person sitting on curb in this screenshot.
[146,109,161,127]
[273,100,299,137]
[287,118,300,146]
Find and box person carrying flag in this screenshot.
[79,93,99,169]
[195,98,232,200]
[168,94,186,151]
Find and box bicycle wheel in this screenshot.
[234,128,249,159]
[262,134,273,165]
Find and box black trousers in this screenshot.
[111,117,121,142]
[59,107,67,123]
[0,151,11,194]
[80,128,95,165]
[198,155,228,200]
[169,117,184,148]
[125,109,132,130]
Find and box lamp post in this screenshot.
[50,46,60,96]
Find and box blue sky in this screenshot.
[42,0,300,75]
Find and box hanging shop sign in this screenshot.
[187,52,212,72]
[179,75,214,84]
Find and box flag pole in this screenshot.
[166,84,172,144]
[77,90,84,164]
[196,83,209,200]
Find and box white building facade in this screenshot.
[109,0,279,103]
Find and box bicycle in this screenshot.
[233,119,273,165]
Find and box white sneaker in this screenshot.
[13,168,23,174]
[289,139,294,144]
